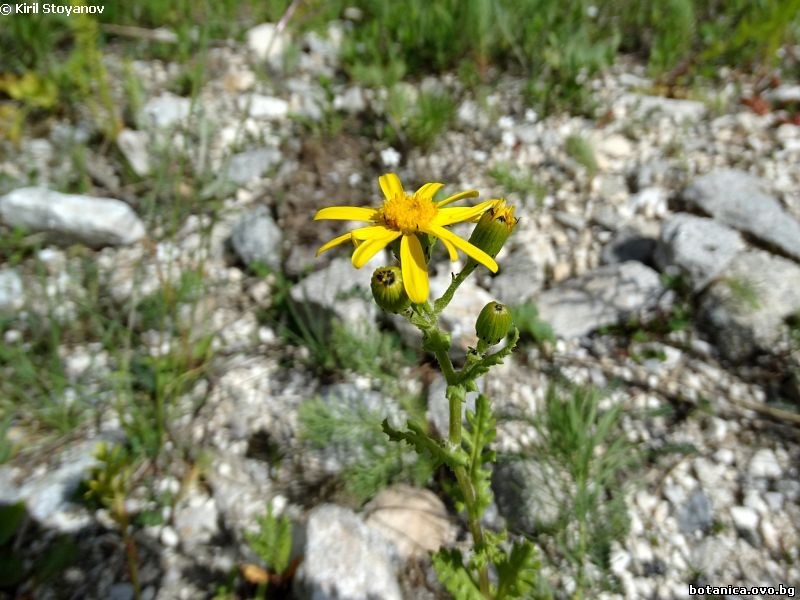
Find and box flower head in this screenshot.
[315,173,498,304]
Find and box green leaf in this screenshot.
[495,540,543,600]
[0,502,26,546]
[382,419,468,469]
[462,395,497,515]
[245,503,294,576]
[33,535,76,583]
[432,548,483,600]
[0,547,24,587]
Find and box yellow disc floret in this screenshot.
[380,192,438,234]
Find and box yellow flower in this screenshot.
[314,173,499,304]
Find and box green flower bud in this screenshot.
[468,199,518,258]
[475,301,513,345]
[371,266,411,313]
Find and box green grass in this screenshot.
[565,134,598,178]
[509,384,637,595]
[382,85,457,150]
[489,164,547,206]
[299,392,434,503]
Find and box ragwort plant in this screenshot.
[315,174,542,599]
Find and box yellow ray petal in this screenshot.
[352,224,398,240]
[414,182,444,200]
[425,225,498,273]
[436,189,479,207]
[379,173,404,200]
[433,199,498,226]
[401,234,429,304]
[351,231,400,268]
[316,232,353,256]
[314,206,378,222]
[441,237,458,261]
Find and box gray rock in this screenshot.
[289,256,380,331]
[630,159,680,192]
[224,148,282,185]
[492,459,568,535]
[173,488,220,546]
[677,489,714,534]
[295,504,402,600]
[116,129,150,176]
[655,213,745,291]
[488,246,546,305]
[0,268,24,312]
[140,93,191,128]
[287,78,327,121]
[682,169,800,262]
[333,86,366,114]
[0,188,146,247]
[206,454,274,537]
[690,537,735,577]
[535,261,666,338]
[698,250,800,361]
[109,583,135,600]
[600,224,658,266]
[230,206,282,270]
[0,437,118,532]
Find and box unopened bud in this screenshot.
[468,199,518,258]
[371,266,411,313]
[475,301,512,345]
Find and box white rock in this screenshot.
[160,526,179,548]
[295,504,401,600]
[748,448,782,479]
[116,129,150,176]
[380,147,401,168]
[759,519,780,552]
[246,22,289,66]
[141,93,191,128]
[730,505,759,537]
[0,187,145,247]
[239,94,289,120]
[0,268,23,312]
[598,134,633,159]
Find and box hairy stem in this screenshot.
[447,380,492,599]
[454,465,492,598]
[434,262,477,315]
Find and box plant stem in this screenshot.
[446,380,492,599]
[455,465,492,598]
[116,498,141,600]
[433,344,458,386]
[434,262,477,315]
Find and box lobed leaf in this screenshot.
[432,548,484,600]
[382,419,468,469]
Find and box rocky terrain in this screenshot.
[1,19,799,600]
